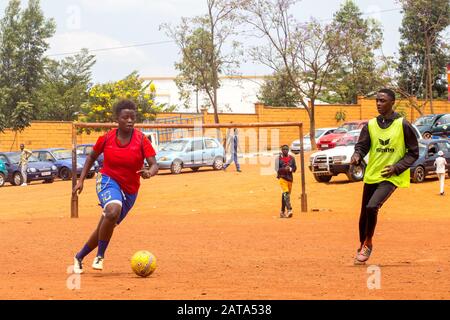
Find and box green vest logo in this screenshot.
[377,138,395,153]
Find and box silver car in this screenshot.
[156,137,225,174]
[291,127,337,153]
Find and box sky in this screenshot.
[0,0,406,83]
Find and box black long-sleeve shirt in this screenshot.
[353,112,419,175]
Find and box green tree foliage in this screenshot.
[36,49,96,121]
[398,0,450,102]
[162,0,241,123]
[324,0,384,104]
[80,72,174,129]
[0,0,55,130]
[173,27,216,112]
[257,70,301,107]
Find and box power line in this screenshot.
[47,40,175,57]
[46,7,403,57]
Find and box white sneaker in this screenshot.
[73,257,84,274]
[21,183,27,186]
[92,256,104,270]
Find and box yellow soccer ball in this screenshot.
[131,250,157,277]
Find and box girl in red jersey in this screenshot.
[72,99,158,273]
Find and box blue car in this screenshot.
[0,152,58,186]
[0,157,8,187]
[410,139,450,183]
[156,137,225,174]
[76,144,104,169]
[32,148,98,180]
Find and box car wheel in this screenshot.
[170,160,183,174]
[43,178,54,184]
[212,157,224,170]
[59,167,72,180]
[12,172,23,186]
[0,173,5,187]
[190,167,200,172]
[346,164,365,182]
[86,172,95,179]
[412,166,426,183]
[422,132,432,139]
[313,174,332,183]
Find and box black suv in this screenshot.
[414,113,450,139]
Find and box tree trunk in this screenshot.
[309,102,317,150]
[425,32,434,113]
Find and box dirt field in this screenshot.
[1,153,449,300]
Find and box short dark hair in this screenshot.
[113,99,137,116]
[378,88,396,102]
[281,144,289,150]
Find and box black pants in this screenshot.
[359,181,397,244]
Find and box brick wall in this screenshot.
[1,97,448,152]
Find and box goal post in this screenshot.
[71,121,307,218]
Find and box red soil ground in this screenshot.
[1,153,449,299]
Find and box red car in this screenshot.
[316,120,368,150]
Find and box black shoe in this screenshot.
[237,169,242,172]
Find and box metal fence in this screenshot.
[142,115,204,144]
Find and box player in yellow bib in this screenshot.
[350,89,419,264]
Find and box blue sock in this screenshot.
[97,240,110,258]
[76,244,94,261]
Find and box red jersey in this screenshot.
[93,129,156,194]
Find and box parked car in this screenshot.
[32,148,98,180]
[0,158,8,187]
[309,130,366,183]
[0,152,58,186]
[76,144,104,169]
[156,137,225,174]
[316,120,368,150]
[413,113,450,139]
[309,125,422,183]
[290,127,337,153]
[410,139,450,183]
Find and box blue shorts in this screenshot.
[96,173,137,225]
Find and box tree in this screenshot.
[161,0,241,125]
[36,49,96,121]
[0,0,55,131]
[398,0,450,112]
[239,0,343,150]
[80,72,173,131]
[9,101,34,150]
[325,0,384,104]
[257,70,300,107]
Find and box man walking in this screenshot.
[223,127,241,172]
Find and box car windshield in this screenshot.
[337,123,361,132]
[414,116,435,126]
[5,153,21,164]
[315,130,326,138]
[161,140,188,152]
[334,127,348,134]
[53,150,72,160]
